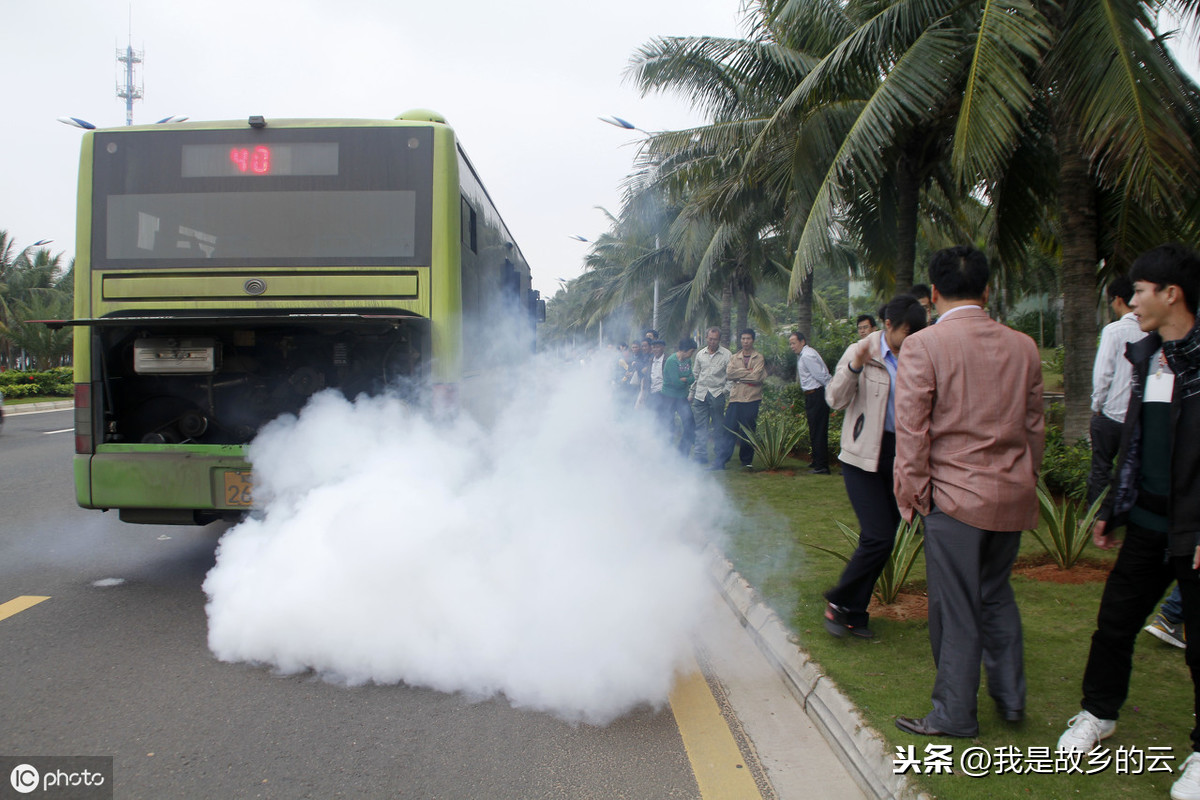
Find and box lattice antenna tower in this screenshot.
[115,11,143,126]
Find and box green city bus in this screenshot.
[65,111,540,524]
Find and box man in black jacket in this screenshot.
[1055,244,1200,800]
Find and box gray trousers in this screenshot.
[922,509,1025,736]
[690,393,726,462]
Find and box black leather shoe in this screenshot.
[895,715,975,738]
[998,707,1024,723]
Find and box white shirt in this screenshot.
[1092,312,1148,422]
[692,345,731,400]
[649,354,665,394]
[796,345,831,391]
[934,304,982,323]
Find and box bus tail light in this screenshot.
[74,383,93,454]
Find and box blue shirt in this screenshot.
[881,334,898,432]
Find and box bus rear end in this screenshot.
[73,117,458,524]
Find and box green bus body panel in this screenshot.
[82,446,249,510]
[73,456,92,507]
[429,124,462,384]
[101,271,420,301]
[70,115,527,521]
[73,131,94,379]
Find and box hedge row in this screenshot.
[0,368,74,399]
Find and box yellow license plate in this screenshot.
[222,471,254,507]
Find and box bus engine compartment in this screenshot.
[92,315,428,445]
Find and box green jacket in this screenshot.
[661,354,694,399]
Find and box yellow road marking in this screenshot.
[0,596,51,622]
[669,651,763,799]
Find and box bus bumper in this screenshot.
[77,445,252,524]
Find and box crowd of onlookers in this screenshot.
[605,242,1200,800]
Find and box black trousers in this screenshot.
[715,400,761,467]
[824,433,900,627]
[1081,521,1200,749]
[805,386,830,471]
[1087,413,1124,507]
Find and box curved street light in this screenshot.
[56,117,96,130]
[598,116,650,135]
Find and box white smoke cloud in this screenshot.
[202,359,726,725]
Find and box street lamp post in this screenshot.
[599,116,660,331]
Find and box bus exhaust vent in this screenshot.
[243,278,267,295]
[133,338,217,374]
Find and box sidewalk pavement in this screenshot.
[705,543,924,800]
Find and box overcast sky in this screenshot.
[1,0,745,295]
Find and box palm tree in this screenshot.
[0,232,69,370]
[763,0,1200,438]
[625,3,825,336]
[0,290,74,369]
[628,0,975,339]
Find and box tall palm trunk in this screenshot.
[1055,122,1099,441]
[735,286,750,338]
[795,269,814,339]
[895,153,919,293]
[720,281,733,347]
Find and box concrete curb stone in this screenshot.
[704,543,933,800]
[4,400,74,415]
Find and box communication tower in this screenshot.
[115,20,143,126]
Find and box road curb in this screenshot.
[4,400,74,416]
[705,543,925,800]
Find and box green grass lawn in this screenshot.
[5,395,70,405]
[718,458,1192,799]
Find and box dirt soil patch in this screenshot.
[1012,552,1113,584]
[869,591,928,622]
[866,554,1112,623]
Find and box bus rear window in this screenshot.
[106,190,417,261]
[91,126,434,268]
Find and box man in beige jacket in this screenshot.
[893,246,1044,738]
[711,329,767,470]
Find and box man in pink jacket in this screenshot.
[892,245,1045,738]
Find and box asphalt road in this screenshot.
[0,408,866,800]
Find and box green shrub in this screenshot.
[803,516,926,605]
[3,384,28,399]
[757,380,842,462]
[1031,479,1106,569]
[1040,420,1091,501]
[1010,308,1059,348]
[0,369,74,398]
[743,414,806,471]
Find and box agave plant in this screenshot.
[1031,478,1107,570]
[803,516,925,605]
[740,414,805,471]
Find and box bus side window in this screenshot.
[460,197,477,253]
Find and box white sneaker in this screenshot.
[1056,710,1116,753]
[1173,753,1200,800]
